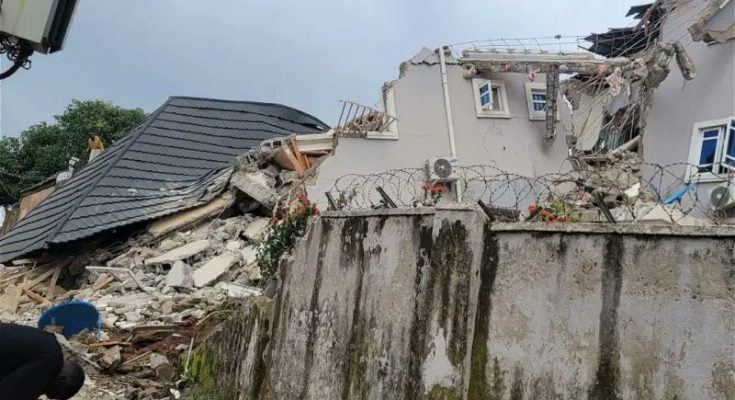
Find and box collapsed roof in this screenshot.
[0,96,328,263]
[586,2,665,58]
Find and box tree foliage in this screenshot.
[0,100,146,205]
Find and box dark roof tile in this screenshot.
[0,97,327,262]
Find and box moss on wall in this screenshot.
[426,385,462,400]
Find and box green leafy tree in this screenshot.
[0,100,146,204]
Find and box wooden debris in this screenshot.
[0,269,33,284]
[23,267,58,291]
[273,145,304,173]
[289,138,308,171]
[46,266,62,299]
[120,351,153,367]
[22,288,45,303]
[87,341,132,348]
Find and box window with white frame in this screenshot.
[687,117,735,180]
[472,79,510,118]
[524,82,547,120]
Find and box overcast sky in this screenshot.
[0,0,643,137]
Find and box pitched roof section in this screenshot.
[0,97,328,263]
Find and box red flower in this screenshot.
[421,182,432,191]
[430,186,443,194]
[298,194,309,205]
[528,204,538,215]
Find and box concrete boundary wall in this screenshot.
[207,207,735,399]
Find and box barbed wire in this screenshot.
[325,160,733,225]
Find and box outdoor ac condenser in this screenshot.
[709,184,735,210]
[427,157,459,182]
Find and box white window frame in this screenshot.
[472,79,510,118]
[686,117,735,182]
[525,82,547,120]
[366,84,399,140]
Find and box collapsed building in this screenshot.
[0,1,732,399]
[0,96,333,397]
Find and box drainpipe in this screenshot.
[438,46,457,158]
[438,46,463,202]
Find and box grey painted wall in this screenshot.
[198,209,735,399]
[643,0,735,208]
[309,59,572,206]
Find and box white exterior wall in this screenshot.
[309,60,571,206]
[643,1,735,206]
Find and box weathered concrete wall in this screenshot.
[480,223,735,400]
[265,207,487,399]
[204,209,735,399]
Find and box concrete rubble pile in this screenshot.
[527,149,713,226]
[0,137,329,399]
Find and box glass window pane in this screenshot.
[725,155,735,167]
[699,138,718,167]
[703,129,720,138]
[479,84,489,95]
[532,93,546,101]
[480,93,491,106]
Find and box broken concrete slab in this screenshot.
[215,282,263,299]
[98,346,122,370]
[109,293,153,309]
[144,240,210,266]
[0,285,22,313]
[192,252,240,288]
[124,311,144,324]
[166,261,193,288]
[147,195,234,238]
[241,246,258,266]
[158,239,184,253]
[243,218,271,241]
[226,240,243,252]
[231,171,279,209]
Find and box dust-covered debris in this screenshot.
[0,137,333,398]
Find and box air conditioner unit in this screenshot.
[427,157,459,182]
[709,184,735,210]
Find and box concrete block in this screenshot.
[123,311,144,324]
[109,293,153,309]
[165,261,192,288]
[216,282,262,298]
[98,346,122,370]
[192,252,240,288]
[243,218,271,241]
[226,240,243,252]
[231,171,278,208]
[144,240,210,266]
[158,239,183,252]
[0,285,21,313]
[241,245,258,266]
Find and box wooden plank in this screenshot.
[22,288,45,303]
[0,269,33,284]
[46,266,62,299]
[273,145,304,173]
[87,341,131,348]
[289,138,308,171]
[23,268,57,290]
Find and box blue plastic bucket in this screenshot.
[37,300,101,338]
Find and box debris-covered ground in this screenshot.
[0,136,328,399]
